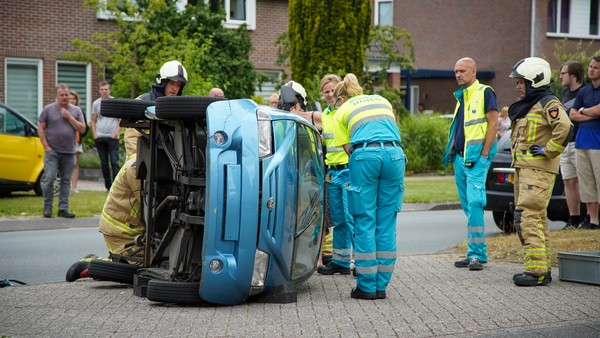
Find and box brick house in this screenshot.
[1,0,599,123]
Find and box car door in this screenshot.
[0,105,41,183]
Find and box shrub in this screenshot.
[79,149,101,169]
[399,115,452,175]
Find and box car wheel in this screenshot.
[492,211,515,233]
[154,96,224,119]
[34,174,43,196]
[88,260,139,285]
[100,98,155,120]
[146,279,204,305]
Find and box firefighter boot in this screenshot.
[66,254,98,282]
[513,272,551,286]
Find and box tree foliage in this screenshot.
[66,0,256,99]
[288,0,371,87]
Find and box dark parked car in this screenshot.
[485,132,577,233]
[88,96,325,305]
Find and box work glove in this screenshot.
[529,145,546,157]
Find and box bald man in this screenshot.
[209,87,224,98]
[443,57,499,271]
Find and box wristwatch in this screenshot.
[579,107,585,115]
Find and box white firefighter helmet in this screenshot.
[156,60,188,86]
[509,57,551,88]
[285,81,307,108]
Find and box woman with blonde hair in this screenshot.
[332,73,406,300]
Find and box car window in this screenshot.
[0,107,26,136]
[292,124,323,280]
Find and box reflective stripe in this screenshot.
[468,226,485,232]
[547,139,565,153]
[335,248,352,255]
[465,117,487,126]
[355,252,377,260]
[378,264,395,273]
[333,253,351,262]
[323,133,334,139]
[376,251,396,259]
[347,103,391,124]
[326,146,344,153]
[466,138,485,146]
[101,211,143,236]
[468,237,486,243]
[355,265,378,274]
[349,114,396,137]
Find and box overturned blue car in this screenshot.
[94,96,324,305]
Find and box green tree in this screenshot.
[288,0,371,87]
[66,0,256,99]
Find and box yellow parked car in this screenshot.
[0,102,44,196]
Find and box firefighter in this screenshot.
[508,57,573,287]
[124,60,188,158]
[66,156,142,282]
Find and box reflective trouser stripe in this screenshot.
[101,211,143,237]
[453,155,490,262]
[514,168,554,275]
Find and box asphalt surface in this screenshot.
[1,180,599,337]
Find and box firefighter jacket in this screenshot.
[443,80,497,165]
[98,157,144,240]
[510,95,573,174]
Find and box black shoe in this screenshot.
[43,207,52,218]
[562,220,581,230]
[454,257,469,268]
[468,257,483,271]
[376,291,386,299]
[58,210,75,218]
[317,262,351,275]
[352,267,356,277]
[321,255,332,266]
[513,272,551,286]
[351,287,376,300]
[513,271,552,282]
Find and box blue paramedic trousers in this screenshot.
[327,168,354,268]
[347,145,405,293]
[453,154,491,262]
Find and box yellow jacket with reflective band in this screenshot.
[321,105,349,165]
[98,156,144,239]
[443,80,497,165]
[510,96,572,174]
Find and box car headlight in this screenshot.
[249,249,269,296]
[257,109,272,158]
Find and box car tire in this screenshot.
[154,96,224,119]
[493,211,515,233]
[33,174,43,196]
[146,279,204,305]
[88,260,139,285]
[100,98,155,120]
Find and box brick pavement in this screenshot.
[1,254,599,337]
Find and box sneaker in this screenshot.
[350,287,376,300]
[57,210,75,218]
[454,257,470,268]
[43,207,52,218]
[514,272,551,286]
[580,222,598,230]
[317,262,351,275]
[468,257,483,271]
[562,220,581,230]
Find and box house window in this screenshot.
[375,0,393,25]
[224,0,256,30]
[5,59,43,122]
[547,0,600,38]
[57,62,91,121]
